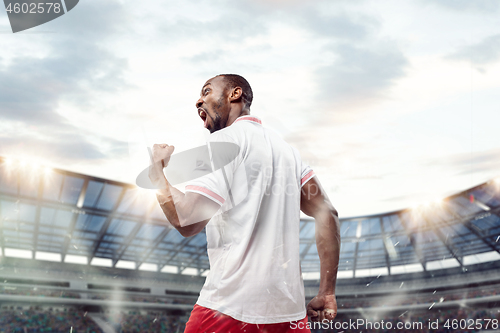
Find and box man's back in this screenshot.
[150,74,339,332]
[185,116,311,324]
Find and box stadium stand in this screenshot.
[1,156,499,332]
[0,307,102,333]
[105,311,186,333]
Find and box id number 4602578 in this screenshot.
[6,2,62,14]
[444,318,498,330]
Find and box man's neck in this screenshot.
[226,109,250,127]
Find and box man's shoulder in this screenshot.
[209,124,241,142]
[210,117,259,141]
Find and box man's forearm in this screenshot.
[155,180,186,229]
[149,143,215,237]
[315,208,340,295]
[155,180,217,237]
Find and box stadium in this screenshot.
[2,0,500,331]
[1,155,499,332]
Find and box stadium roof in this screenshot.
[0,156,499,279]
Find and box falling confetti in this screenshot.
[429,302,435,310]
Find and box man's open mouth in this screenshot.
[198,108,208,128]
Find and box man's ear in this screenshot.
[229,86,243,103]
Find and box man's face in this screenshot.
[196,76,229,134]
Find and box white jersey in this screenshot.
[185,115,315,324]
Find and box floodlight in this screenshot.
[181,267,198,276]
[355,222,362,238]
[90,257,113,267]
[44,166,53,175]
[336,270,354,279]
[35,251,61,262]
[4,248,32,259]
[115,260,136,270]
[4,157,14,167]
[160,265,178,274]
[31,161,42,172]
[302,272,320,280]
[64,255,88,265]
[139,263,158,271]
[433,198,443,205]
[463,251,500,265]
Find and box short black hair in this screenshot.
[218,74,253,110]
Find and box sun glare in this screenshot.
[4,157,14,167]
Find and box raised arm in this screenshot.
[149,144,220,237]
[301,176,340,322]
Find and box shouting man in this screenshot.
[149,74,340,332]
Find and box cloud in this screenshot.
[50,0,132,38]
[161,18,269,45]
[164,0,374,67]
[315,42,408,106]
[157,1,269,45]
[422,148,500,177]
[0,59,67,126]
[298,9,377,41]
[158,0,373,44]
[0,47,128,125]
[0,132,103,161]
[446,34,500,70]
[186,50,226,65]
[421,0,500,12]
[167,1,406,112]
[0,125,129,162]
[0,0,131,163]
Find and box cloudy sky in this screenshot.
[1,0,499,217]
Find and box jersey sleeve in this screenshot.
[185,130,242,206]
[300,162,315,187]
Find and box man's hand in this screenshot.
[307,293,337,322]
[148,144,175,189]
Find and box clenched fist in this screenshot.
[148,144,175,189]
[307,293,337,322]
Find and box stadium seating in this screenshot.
[0,308,102,333]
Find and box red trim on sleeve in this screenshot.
[301,170,315,186]
[185,185,225,204]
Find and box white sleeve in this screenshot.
[300,162,315,187]
[185,130,242,206]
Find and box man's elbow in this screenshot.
[174,218,191,237]
[178,228,195,238]
[313,205,338,220]
[165,218,191,237]
[175,219,205,238]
